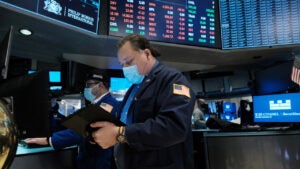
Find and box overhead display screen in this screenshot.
[220,0,300,49]
[1,0,100,33]
[109,0,221,48]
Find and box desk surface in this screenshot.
[11,146,77,169]
[16,144,77,156]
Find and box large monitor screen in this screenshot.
[109,0,221,48]
[253,93,300,123]
[0,0,100,33]
[219,0,300,49]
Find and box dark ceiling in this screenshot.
[1,4,300,73]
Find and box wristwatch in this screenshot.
[117,126,126,143]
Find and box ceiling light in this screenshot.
[19,28,33,36]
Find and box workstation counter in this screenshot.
[193,129,300,169]
[8,129,300,169]
[10,144,77,169]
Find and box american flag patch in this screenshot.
[100,102,113,113]
[173,84,190,98]
[291,56,300,86]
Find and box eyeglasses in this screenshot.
[85,82,98,87]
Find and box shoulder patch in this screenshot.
[173,83,191,98]
[100,102,113,113]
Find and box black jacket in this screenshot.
[115,62,195,169]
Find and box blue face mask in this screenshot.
[123,65,144,84]
[84,88,96,102]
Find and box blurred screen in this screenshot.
[110,77,132,101]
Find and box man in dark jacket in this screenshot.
[90,34,196,169]
[25,73,120,169]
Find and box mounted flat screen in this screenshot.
[219,0,300,49]
[109,0,221,48]
[253,93,300,123]
[0,0,100,33]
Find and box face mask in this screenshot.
[123,65,144,84]
[84,87,96,102]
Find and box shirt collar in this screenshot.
[146,60,159,77]
[92,91,109,104]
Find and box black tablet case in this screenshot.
[61,104,124,137]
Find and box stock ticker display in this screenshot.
[0,0,100,33]
[220,0,300,49]
[109,0,221,48]
[2,0,300,50]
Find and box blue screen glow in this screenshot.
[110,77,132,101]
[222,102,236,114]
[28,70,36,74]
[208,101,217,113]
[49,71,61,83]
[253,93,300,123]
[220,113,237,122]
[28,70,61,83]
[50,86,62,90]
[110,77,132,91]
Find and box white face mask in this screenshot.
[84,87,96,102]
[123,65,144,84]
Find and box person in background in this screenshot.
[89,34,196,169]
[192,100,206,129]
[49,97,66,132]
[25,73,120,169]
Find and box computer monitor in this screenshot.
[28,69,62,91]
[49,70,62,92]
[253,92,300,123]
[220,113,237,122]
[28,69,61,83]
[220,102,238,122]
[49,70,61,83]
[208,101,217,113]
[110,77,132,101]
[222,102,236,114]
[0,70,51,138]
